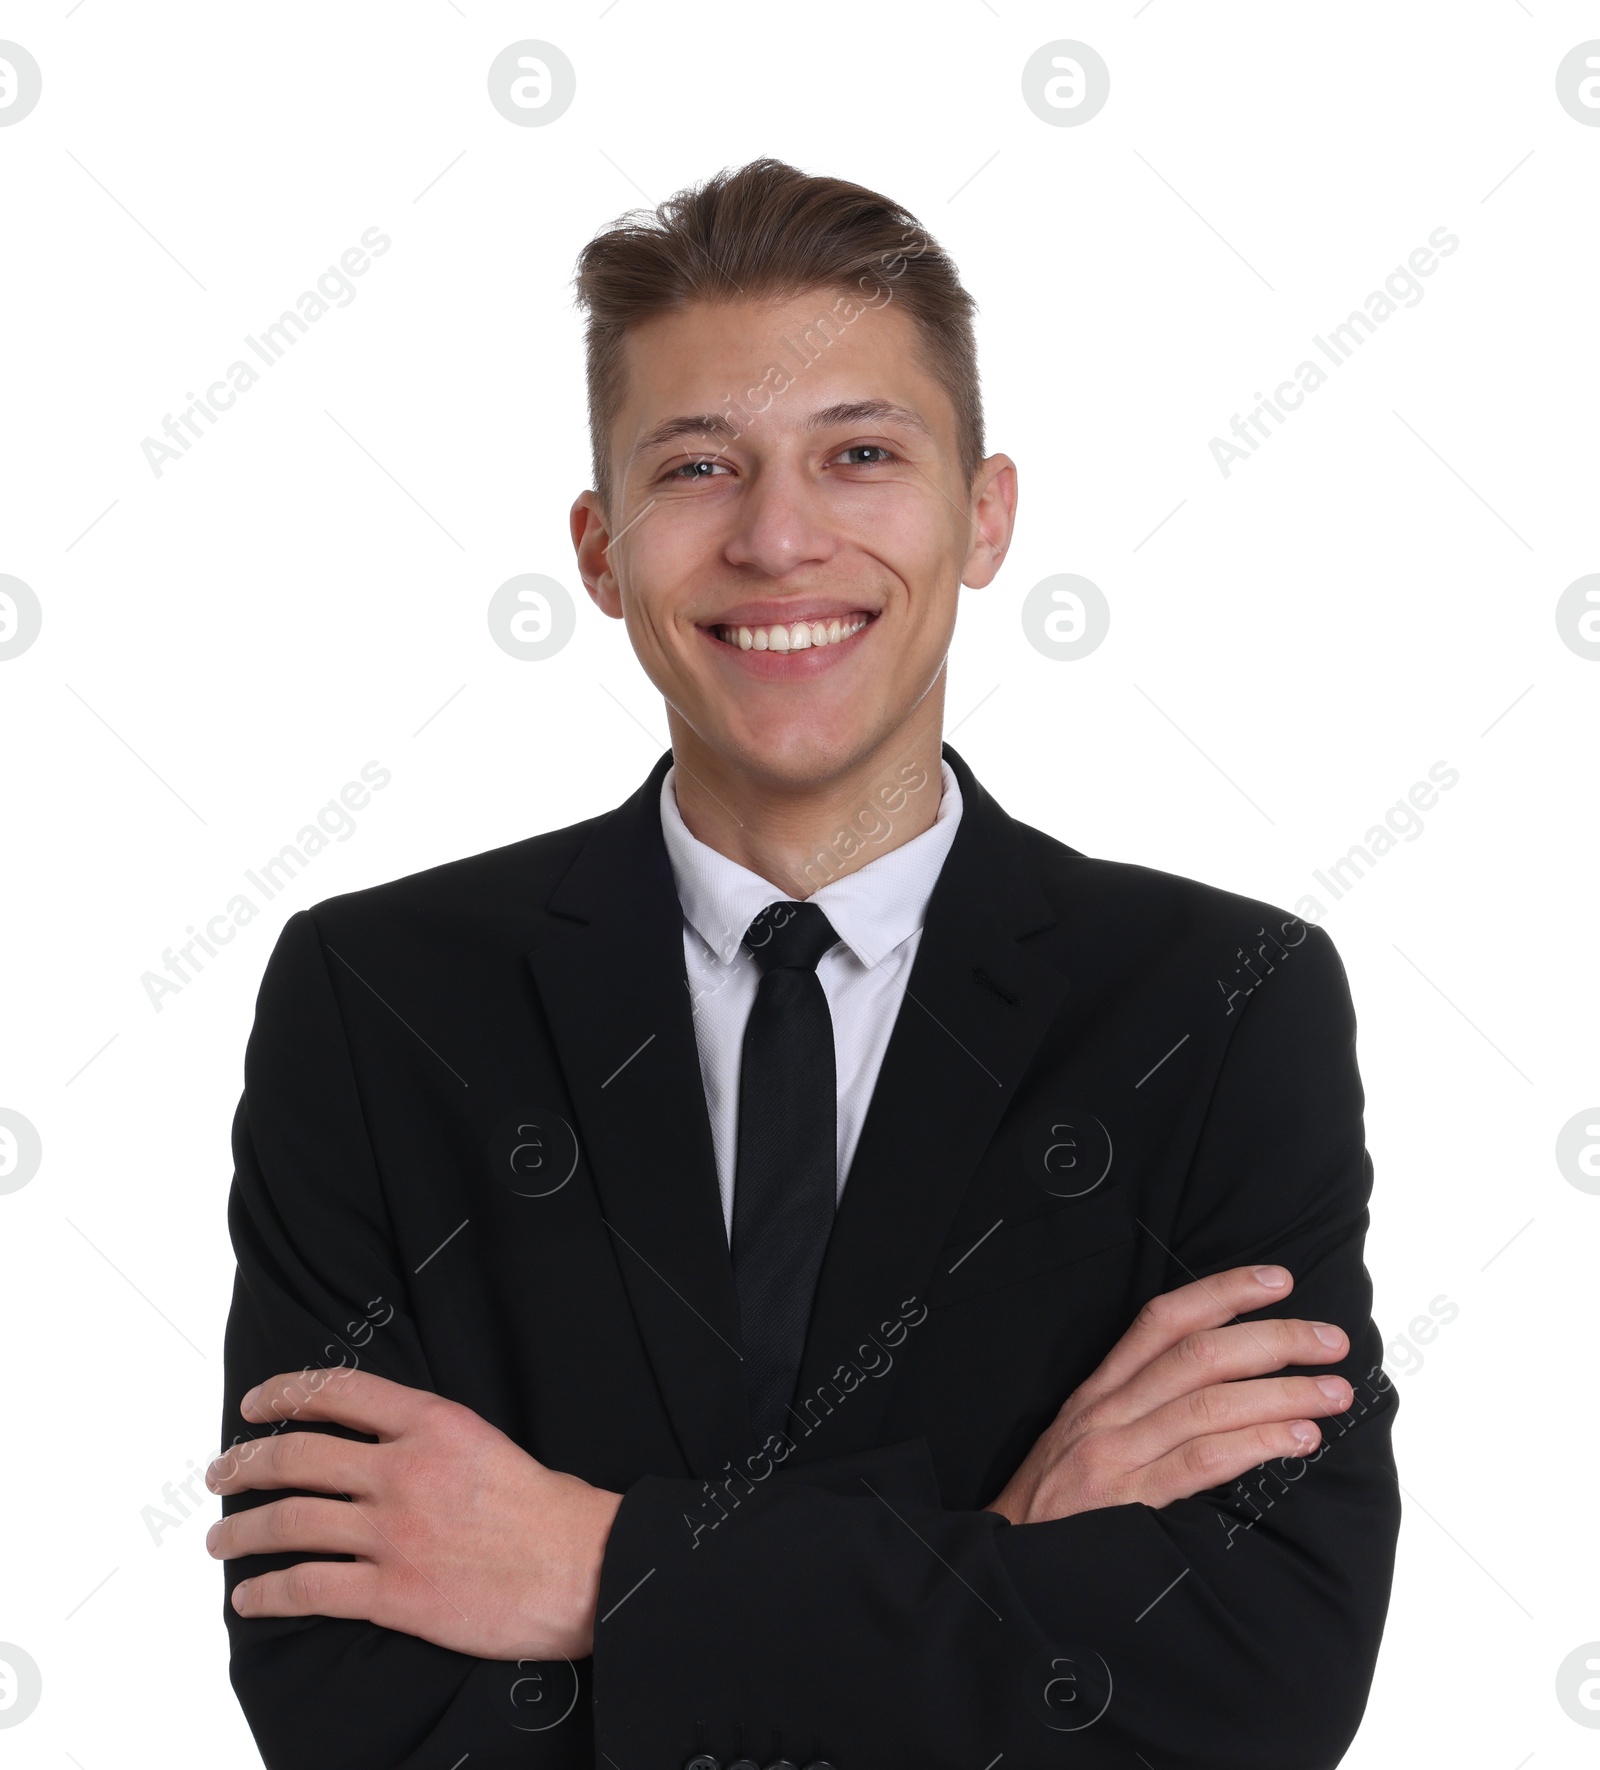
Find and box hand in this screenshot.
[205,1367,623,1661]
[985,1264,1353,1525]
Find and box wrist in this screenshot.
[570,1485,623,1656]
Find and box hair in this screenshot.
[571,157,984,513]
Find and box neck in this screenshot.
[666,692,947,899]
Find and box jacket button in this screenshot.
[800,1762,838,1770]
[683,1758,719,1770]
[764,1760,800,1770]
[726,1760,761,1770]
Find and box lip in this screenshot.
[700,609,878,679]
[699,599,880,628]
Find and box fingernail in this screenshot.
[1290,1421,1318,1449]
[1253,1265,1288,1289]
[204,1461,221,1492]
[205,1522,221,1553]
[240,1385,260,1416]
[1316,1376,1349,1402]
[1313,1322,1344,1347]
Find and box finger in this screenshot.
[208,1495,376,1563]
[1107,1316,1348,1427]
[1078,1264,1296,1401]
[1112,1373,1352,1470]
[238,1366,437,1439]
[207,1427,374,1498]
[231,1559,382,1623]
[1133,1416,1326,1509]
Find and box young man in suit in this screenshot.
[209,159,1399,1768]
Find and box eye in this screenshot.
[662,457,732,482]
[830,443,899,467]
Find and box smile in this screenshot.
[711,613,874,652]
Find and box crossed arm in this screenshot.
[218,908,1397,1765]
[207,1263,1355,1657]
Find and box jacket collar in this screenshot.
[657,756,964,973]
[789,745,1069,1460]
[526,744,1068,1475]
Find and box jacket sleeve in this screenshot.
[219,909,592,1769]
[590,923,1401,1769]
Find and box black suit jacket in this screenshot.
[221,744,1399,1769]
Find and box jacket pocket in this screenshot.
[926,1185,1137,1306]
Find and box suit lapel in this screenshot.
[787,745,1070,1460]
[526,743,1070,1473]
[525,753,752,1478]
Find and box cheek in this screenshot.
[889,548,961,646]
[616,590,684,682]
[858,503,965,620]
[619,553,702,657]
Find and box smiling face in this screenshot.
[571,288,1015,798]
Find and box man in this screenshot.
[210,159,1399,1768]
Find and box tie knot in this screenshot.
[744,900,839,974]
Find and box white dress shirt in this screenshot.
[659,760,964,1243]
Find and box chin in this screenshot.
[721,719,887,792]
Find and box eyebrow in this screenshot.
[806,399,933,438]
[633,413,740,455]
[632,397,934,459]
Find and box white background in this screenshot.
[2,2,1596,1764]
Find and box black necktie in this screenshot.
[732,900,840,1445]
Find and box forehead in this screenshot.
[613,289,953,445]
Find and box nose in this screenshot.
[721,461,838,580]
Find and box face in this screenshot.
[571,288,1016,793]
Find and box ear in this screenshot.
[960,453,1018,589]
[570,490,623,618]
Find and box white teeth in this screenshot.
[715,615,871,652]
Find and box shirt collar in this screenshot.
[659,759,963,971]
